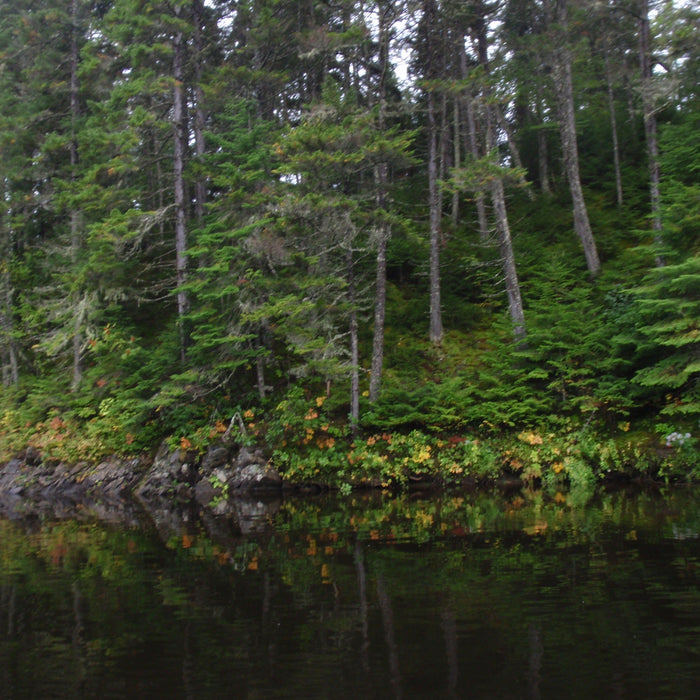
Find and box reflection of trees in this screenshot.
[376,572,403,699]
[441,608,459,700]
[0,489,698,696]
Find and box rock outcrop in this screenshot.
[0,440,283,530]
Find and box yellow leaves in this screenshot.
[414,446,432,464]
[552,461,564,474]
[518,430,543,445]
[305,409,319,420]
[315,396,325,408]
[180,436,192,450]
[413,510,434,528]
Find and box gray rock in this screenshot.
[230,462,282,492]
[201,446,230,471]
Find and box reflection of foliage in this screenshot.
[1,488,700,697]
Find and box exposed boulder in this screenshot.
[135,441,196,503]
[230,462,283,492]
[193,443,282,510]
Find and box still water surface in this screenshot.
[1,486,699,699]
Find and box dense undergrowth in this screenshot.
[0,5,697,488]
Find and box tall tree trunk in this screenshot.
[0,280,18,387]
[192,0,207,227]
[439,90,448,238]
[173,8,189,362]
[70,0,83,388]
[459,45,489,242]
[451,97,460,226]
[348,247,360,435]
[494,104,535,199]
[474,7,526,340]
[604,51,624,207]
[550,0,601,276]
[428,87,444,345]
[425,0,443,345]
[369,1,391,402]
[639,0,663,253]
[0,172,17,386]
[535,76,551,195]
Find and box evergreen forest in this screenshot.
[0,0,698,487]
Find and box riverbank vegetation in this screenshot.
[0,0,698,486]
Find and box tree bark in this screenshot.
[494,104,534,199]
[549,0,601,276]
[369,1,391,402]
[639,0,663,254]
[474,6,526,340]
[459,45,489,242]
[192,0,207,227]
[173,7,189,362]
[428,87,444,345]
[604,51,624,207]
[347,247,360,435]
[452,97,460,226]
[425,0,443,345]
[70,0,83,388]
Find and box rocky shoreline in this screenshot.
[0,440,286,532]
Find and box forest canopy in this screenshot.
[0,0,697,484]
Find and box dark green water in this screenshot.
[1,486,699,699]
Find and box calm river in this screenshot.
[0,486,699,699]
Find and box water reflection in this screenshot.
[0,487,699,698]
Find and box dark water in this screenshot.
[1,486,699,699]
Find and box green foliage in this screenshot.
[0,0,697,486]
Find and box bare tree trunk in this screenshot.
[425,0,443,345]
[549,0,600,276]
[535,78,551,194]
[173,8,189,362]
[428,88,444,345]
[460,45,489,242]
[439,90,448,239]
[192,0,207,227]
[604,52,624,207]
[492,176,526,340]
[494,104,535,199]
[256,353,266,400]
[538,128,550,195]
[70,0,84,388]
[452,97,460,225]
[0,271,18,387]
[639,0,663,255]
[369,1,391,402]
[474,7,526,340]
[0,171,17,386]
[348,247,360,435]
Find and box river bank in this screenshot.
[0,424,696,525]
